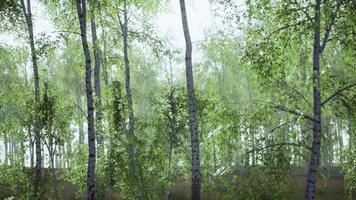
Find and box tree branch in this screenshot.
[291,0,313,23]
[321,83,356,106]
[273,105,316,123]
[53,30,81,36]
[250,100,316,123]
[320,0,343,53]
[247,142,312,153]
[264,19,310,40]
[269,117,299,133]
[20,0,28,24]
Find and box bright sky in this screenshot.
[0,0,215,47]
[155,0,214,46]
[0,0,216,81]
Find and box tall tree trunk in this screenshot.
[76,0,96,199]
[305,0,322,199]
[99,14,109,86]
[118,1,136,171]
[90,0,103,153]
[20,0,42,198]
[179,1,201,199]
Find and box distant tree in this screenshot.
[19,0,42,197]
[39,81,72,200]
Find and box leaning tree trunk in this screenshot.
[90,0,103,154]
[76,0,96,199]
[179,0,201,199]
[305,0,322,199]
[20,0,42,198]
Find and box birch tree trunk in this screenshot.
[304,0,342,198]
[118,1,137,172]
[20,0,42,198]
[76,0,96,199]
[100,14,109,86]
[179,0,201,199]
[90,0,103,153]
[305,0,322,199]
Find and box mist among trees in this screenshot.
[0,0,355,199]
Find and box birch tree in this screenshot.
[179,0,201,199]
[75,0,96,198]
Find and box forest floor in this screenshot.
[0,166,348,200]
[169,166,346,200]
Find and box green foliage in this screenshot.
[105,80,126,188]
[61,145,87,197]
[0,0,354,199]
[0,0,23,32]
[340,146,356,199]
[0,164,30,199]
[236,166,299,200]
[39,81,73,151]
[111,81,126,134]
[154,85,188,150]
